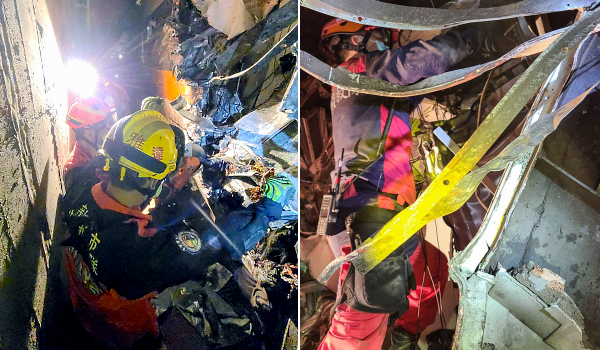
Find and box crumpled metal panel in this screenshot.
[301,0,595,30]
[300,28,564,97]
[209,0,298,80]
[453,37,580,281]
[316,7,600,281]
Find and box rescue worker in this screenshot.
[137,96,203,206]
[61,109,291,348]
[64,96,116,174]
[317,19,476,350]
[65,95,166,176]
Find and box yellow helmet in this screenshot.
[100,110,178,181]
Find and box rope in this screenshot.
[209,24,298,84]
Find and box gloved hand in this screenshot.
[460,28,480,55]
[140,96,164,111]
[262,175,295,207]
[201,159,229,190]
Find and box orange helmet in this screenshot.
[66,97,114,130]
[320,19,368,64]
[321,18,365,40]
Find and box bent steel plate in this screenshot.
[300,28,565,97]
[301,0,595,30]
[316,8,600,281]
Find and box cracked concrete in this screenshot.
[511,262,585,332]
[519,187,550,267]
[0,0,69,348]
[486,169,600,348]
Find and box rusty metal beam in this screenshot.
[301,0,594,30]
[300,27,565,97]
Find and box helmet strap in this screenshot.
[358,30,373,54]
[332,30,373,56]
[76,124,105,149]
[115,165,164,197]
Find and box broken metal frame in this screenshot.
[300,28,564,97]
[450,39,579,282]
[301,0,595,31]
[449,22,583,350]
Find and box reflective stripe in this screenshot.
[120,144,167,174]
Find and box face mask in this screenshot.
[364,29,390,52]
[372,38,389,51]
[325,28,392,63]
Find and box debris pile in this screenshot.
[153,221,298,349]
[149,0,299,205]
[162,0,297,132]
[166,0,241,127]
[143,2,299,348]
[510,262,585,332]
[242,221,299,296]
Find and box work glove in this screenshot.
[262,175,295,208]
[201,159,229,190]
[140,96,164,112]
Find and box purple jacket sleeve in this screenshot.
[364,30,469,85]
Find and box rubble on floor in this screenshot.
[154,221,298,349]
[456,262,589,350]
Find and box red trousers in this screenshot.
[396,240,448,334]
[319,240,448,350]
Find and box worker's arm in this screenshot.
[204,198,283,258]
[140,197,282,293]
[341,31,470,85]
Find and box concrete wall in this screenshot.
[0,0,70,348]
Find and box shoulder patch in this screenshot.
[175,230,202,254]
